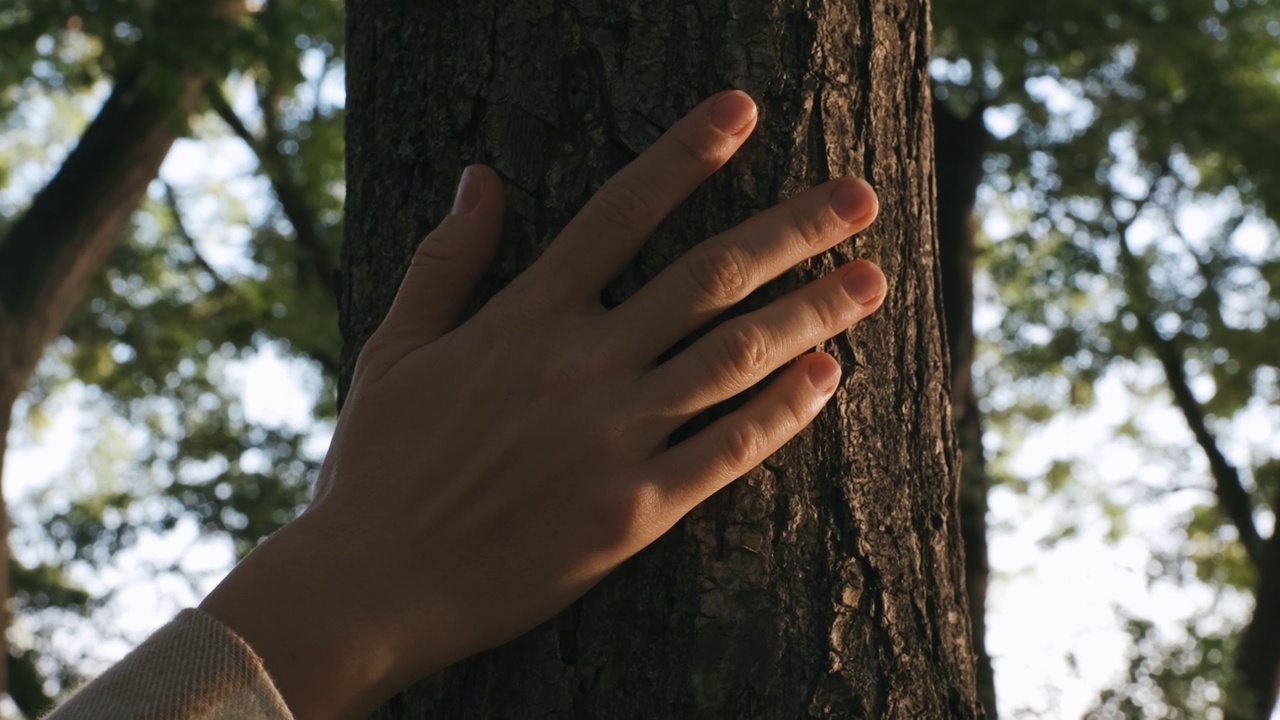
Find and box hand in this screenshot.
[200,90,885,719]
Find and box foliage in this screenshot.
[934,0,1280,713]
[2,0,1278,715]
[1,0,344,705]
[1092,612,1245,719]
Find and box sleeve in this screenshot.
[44,607,294,720]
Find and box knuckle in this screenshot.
[780,385,813,427]
[687,244,750,304]
[411,235,463,267]
[349,340,390,386]
[670,126,723,168]
[607,481,665,544]
[788,202,832,251]
[719,323,770,383]
[463,314,514,363]
[592,177,657,232]
[808,289,850,331]
[723,419,766,470]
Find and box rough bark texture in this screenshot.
[933,100,994,719]
[0,0,245,699]
[343,1,980,716]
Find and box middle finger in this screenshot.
[608,177,878,361]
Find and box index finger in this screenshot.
[531,90,758,306]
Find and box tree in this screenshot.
[342,0,980,715]
[10,0,1272,714]
[0,0,246,698]
[0,1,344,712]
[930,1,1280,714]
[934,99,994,717]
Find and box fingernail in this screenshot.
[842,262,886,305]
[808,360,841,392]
[830,180,874,223]
[708,91,757,135]
[451,166,481,215]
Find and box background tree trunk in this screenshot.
[1234,532,1280,718]
[0,2,245,699]
[933,100,995,718]
[343,1,981,716]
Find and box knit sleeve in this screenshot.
[44,608,293,720]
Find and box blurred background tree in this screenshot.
[0,0,342,715]
[933,0,1280,716]
[0,0,1276,718]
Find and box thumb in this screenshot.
[379,164,505,347]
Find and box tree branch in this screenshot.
[0,70,200,403]
[163,181,340,379]
[1111,188,1265,569]
[206,83,338,301]
[163,182,229,289]
[206,83,259,147]
[0,7,245,695]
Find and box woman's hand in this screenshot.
[200,90,885,719]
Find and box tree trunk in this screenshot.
[0,67,198,704]
[0,0,245,699]
[1234,532,1280,719]
[0,406,7,698]
[933,100,995,718]
[343,1,981,716]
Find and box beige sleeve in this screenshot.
[45,608,293,720]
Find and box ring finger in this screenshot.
[640,259,886,423]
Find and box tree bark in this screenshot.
[0,0,245,700]
[343,1,980,716]
[933,100,996,718]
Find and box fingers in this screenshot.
[609,177,878,360]
[641,260,885,421]
[373,165,505,354]
[530,90,758,306]
[643,352,840,512]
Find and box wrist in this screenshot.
[200,512,401,718]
